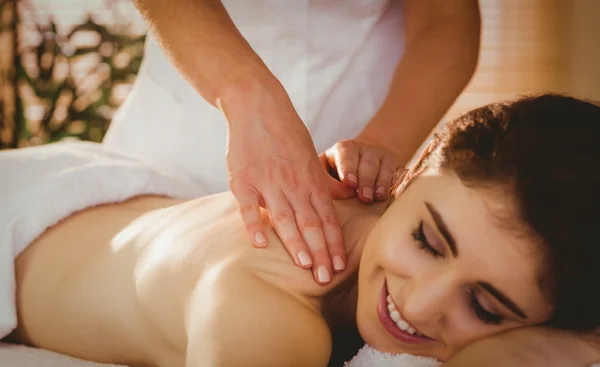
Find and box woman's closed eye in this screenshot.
[412,220,444,258]
[468,288,503,326]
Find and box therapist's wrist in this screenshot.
[217,71,299,128]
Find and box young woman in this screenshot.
[6,94,600,366]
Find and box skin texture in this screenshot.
[131,0,481,282]
[8,168,598,366]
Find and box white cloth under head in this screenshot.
[345,344,440,367]
[345,344,600,367]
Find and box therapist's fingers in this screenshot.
[333,140,360,189]
[230,179,267,248]
[357,149,380,203]
[264,189,314,270]
[374,155,397,201]
[288,192,332,284]
[311,189,346,273]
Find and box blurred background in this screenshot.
[0,0,599,150]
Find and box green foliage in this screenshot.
[1,2,145,148]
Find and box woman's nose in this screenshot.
[398,270,457,326]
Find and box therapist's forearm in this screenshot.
[358,15,480,168]
[133,0,279,108]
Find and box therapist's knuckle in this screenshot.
[245,223,263,236]
[298,216,322,230]
[364,149,380,161]
[336,140,355,153]
[228,176,244,191]
[272,209,295,224]
[340,155,357,168]
[239,203,259,217]
[335,140,348,149]
[360,164,378,178]
[320,214,339,227]
[229,174,254,192]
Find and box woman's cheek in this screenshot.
[377,230,421,276]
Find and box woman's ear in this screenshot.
[393,136,439,196]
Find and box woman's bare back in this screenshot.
[10,192,371,366]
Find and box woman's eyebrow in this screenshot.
[478,281,528,319]
[424,202,458,257]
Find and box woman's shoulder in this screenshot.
[185,265,333,367]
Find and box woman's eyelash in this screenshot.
[412,221,443,258]
[468,289,503,326]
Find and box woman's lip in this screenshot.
[377,279,434,344]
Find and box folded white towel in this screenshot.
[345,345,440,367]
[0,342,126,367]
[0,141,205,339]
[344,344,600,367]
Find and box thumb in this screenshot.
[327,175,357,200]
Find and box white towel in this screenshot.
[0,141,205,339]
[345,345,440,367]
[0,342,126,367]
[344,344,600,367]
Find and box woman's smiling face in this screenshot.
[356,170,554,361]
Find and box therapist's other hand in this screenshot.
[219,81,355,284]
[321,139,401,203]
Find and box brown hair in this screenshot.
[414,94,600,331]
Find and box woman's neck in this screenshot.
[323,198,385,325]
[319,199,384,366]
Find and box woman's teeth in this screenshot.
[386,295,423,336]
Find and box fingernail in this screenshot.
[376,186,386,197]
[298,251,312,267]
[347,173,357,185]
[254,232,266,245]
[332,256,345,271]
[362,187,373,200]
[317,266,331,283]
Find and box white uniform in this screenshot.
[103,0,405,194]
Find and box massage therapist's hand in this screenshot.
[443,327,600,367]
[219,80,356,285]
[321,139,401,203]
